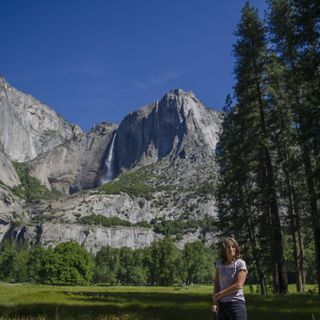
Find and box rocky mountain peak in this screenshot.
[166,88,197,100]
[0,76,79,162]
[0,76,9,90]
[111,89,222,178]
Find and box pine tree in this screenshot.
[216,96,268,294]
[268,0,320,293]
[267,0,306,292]
[233,2,288,294]
[292,0,320,294]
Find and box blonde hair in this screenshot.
[218,237,241,262]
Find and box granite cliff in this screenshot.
[0,76,79,162]
[27,122,117,194]
[113,89,221,177]
[0,77,222,253]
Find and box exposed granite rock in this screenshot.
[36,223,215,254]
[0,81,222,251]
[113,89,222,177]
[27,123,117,193]
[25,88,222,195]
[175,229,218,250]
[38,188,218,224]
[0,76,79,162]
[0,186,24,216]
[0,150,20,188]
[37,223,160,254]
[0,186,25,242]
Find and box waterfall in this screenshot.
[101,132,117,184]
[15,228,21,242]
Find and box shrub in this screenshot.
[12,162,61,201]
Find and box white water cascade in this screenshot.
[15,228,22,242]
[101,132,117,184]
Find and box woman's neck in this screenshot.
[225,257,235,264]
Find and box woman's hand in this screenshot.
[212,304,219,313]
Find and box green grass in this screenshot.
[0,284,318,320]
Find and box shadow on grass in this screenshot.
[0,291,319,320]
[0,302,211,320]
[246,294,320,320]
[62,290,207,304]
[0,291,212,320]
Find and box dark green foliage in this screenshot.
[17,242,95,285]
[26,245,48,283]
[0,238,315,288]
[152,217,218,236]
[93,245,120,285]
[79,214,133,227]
[218,1,289,294]
[181,241,214,285]
[118,247,148,285]
[99,167,154,200]
[11,162,61,200]
[93,238,215,286]
[78,214,152,229]
[147,237,181,286]
[79,214,218,238]
[38,242,94,285]
[94,245,150,286]
[196,182,216,195]
[217,0,320,294]
[0,241,28,282]
[267,0,320,293]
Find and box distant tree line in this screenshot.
[0,239,215,286]
[216,0,319,294]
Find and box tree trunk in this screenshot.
[286,177,303,292]
[300,140,320,295]
[253,55,288,294]
[240,182,268,295]
[248,215,268,295]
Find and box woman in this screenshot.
[212,237,248,320]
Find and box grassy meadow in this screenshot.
[0,284,318,320]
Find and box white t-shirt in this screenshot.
[215,258,247,302]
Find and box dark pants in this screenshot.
[218,301,247,320]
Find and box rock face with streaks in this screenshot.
[27,122,117,194]
[0,150,20,188]
[112,89,222,178]
[0,185,25,243]
[0,76,78,162]
[38,223,159,255]
[0,77,223,252]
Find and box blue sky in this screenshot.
[0,0,267,131]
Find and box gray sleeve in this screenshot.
[236,259,247,273]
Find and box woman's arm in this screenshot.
[212,268,220,312]
[214,270,247,302]
[213,268,220,296]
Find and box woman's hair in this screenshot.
[218,237,241,262]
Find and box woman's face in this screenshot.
[225,241,236,261]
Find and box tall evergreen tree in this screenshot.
[268,0,320,293]
[216,96,268,294]
[267,0,306,292]
[292,0,320,294]
[232,2,288,293]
